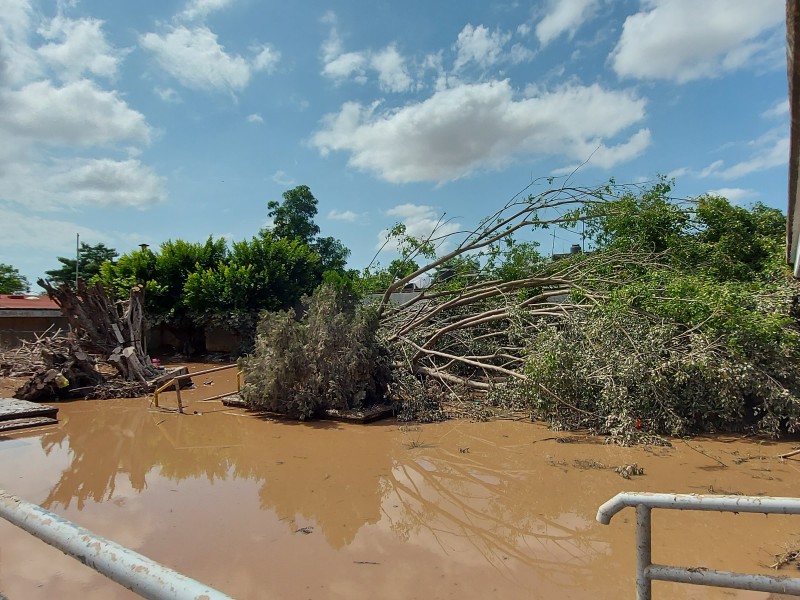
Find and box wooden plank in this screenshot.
[220,396,394,424]
[0,416,59,433]
[0,398,58,422]
[324,404,395,424]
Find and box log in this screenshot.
[38,279,159,383]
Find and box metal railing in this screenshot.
[152,364,242,413]
[597,492,800,599]
[0,489,233,599]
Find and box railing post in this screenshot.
[636,504,652,600]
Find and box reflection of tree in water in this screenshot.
[38,401,608,588]
[39,403,265,510]
[255,424,393,549]
[383,445,609,591]
[41,405,163,509]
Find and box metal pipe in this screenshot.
[170,364,238,381]
[648,565,800,595]
[636,505,652,600]
[597,492,800,525]
[0,490,233,600]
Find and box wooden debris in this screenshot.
[615,463,644,479]
[0,416,59,433]
[38,279,160,383]
[0,398,58,432]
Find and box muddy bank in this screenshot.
[0,365,799,599]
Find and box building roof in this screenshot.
[0,294,60,311]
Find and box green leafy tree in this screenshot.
[487,240,544,281]
[46,243,118,287]
[387,258,419,280]
[98,237,228,353]
[522,182,800,439]
[267,185,350,275]
[184,233,322,316]
[314,235,350,274]
[584,178,689,253]
[0,263,29,293]
[267,185,321,243]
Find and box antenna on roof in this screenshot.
[75,233,80,288]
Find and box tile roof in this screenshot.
[0,294,60,311]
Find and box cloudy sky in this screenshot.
[0,0,790,283]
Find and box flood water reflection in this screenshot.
[2,365,800,599]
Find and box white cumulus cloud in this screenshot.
[328,209,359,222]
[312,80,649,184]
[370,45,413,92]
[0,207,111,252]
[705,187,756,204]
[140,25,278,93]
[377,203,462,253]
[179,0,235,21]
[320,16,411,91]
[702,132,789,180]
[271,170,295,186]
[453,24,511,70]
[536,0,601,47]
[611,0,785,83]
[0,2,164,211]
[0,79,150,146]
[37,15,124,81]
[761,98,789,119]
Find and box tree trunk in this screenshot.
[38,279,159,382]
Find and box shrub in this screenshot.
[240,284,391,419]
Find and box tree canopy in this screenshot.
[0,263,30,293]
[45,243,118,288]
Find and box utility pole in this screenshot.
[75,233,80,288]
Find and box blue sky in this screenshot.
[0,0,790,284]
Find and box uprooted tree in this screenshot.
[242,177,800,442]
[14,279,163,401]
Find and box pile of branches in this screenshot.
[243,179,800,441]
[1,329,68,377]
[10,280,164,401]
[39,279,161,382]
[374,183,606,418]
[370,180,800,440]
[7,331,154,401]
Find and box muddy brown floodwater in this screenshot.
[1,364,800,599]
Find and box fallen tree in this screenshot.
[38,279,160,382]
[242,178,800,441]
[12,280,164,401]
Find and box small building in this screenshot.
[0,294,69,348]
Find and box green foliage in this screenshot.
[266,185,321,243]
[0,263,29,293]
[184,233,322,316]
[584,178,689,253]
[240,284,391,419]
[352,265,394,296]
[487,240,544,281]
[518,182,800,440]
[99,237,226,318]
[313,235,350,273]
[523,302,800,440]
[388,258,419,280]
[46,242,118,287]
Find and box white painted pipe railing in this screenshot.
[0,490,234,600]
[597,492,800,599]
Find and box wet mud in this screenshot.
[1,364,799,599]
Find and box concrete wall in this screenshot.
[205,326,240,353]
[0,315,70,348]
